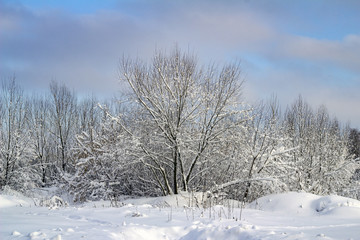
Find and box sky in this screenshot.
[1,0,359,128]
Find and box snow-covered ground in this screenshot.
[1,189,360,240]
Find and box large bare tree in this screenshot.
[118,48,244,195]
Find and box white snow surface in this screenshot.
[1,190,360,240]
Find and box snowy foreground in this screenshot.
[1,190,360,240]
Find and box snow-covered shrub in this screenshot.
[35,196,68,208]
[68,111,146,202]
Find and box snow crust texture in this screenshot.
[1,191,360,240]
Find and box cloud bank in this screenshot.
[0,0,359,127]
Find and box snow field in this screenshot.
[1,191,360,240]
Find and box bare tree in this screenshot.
[284,95,314,191]
[49,81,77,172]
[348,128,360,160]
[28,95,52,185]
[284,97,358,195]
[239,97,290,201]
[78,94,100,135]
[0,78,32,189]
[118,47,244,195]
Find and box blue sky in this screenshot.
[1,0,359,128]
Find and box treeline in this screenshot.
[1,49,359,202]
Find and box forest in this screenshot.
[1,48,359,203]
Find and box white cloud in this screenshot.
[0,0,359,127]
[278,34,360,73]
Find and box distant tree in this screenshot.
[77,95,100,135]
[284,96,316,191]
[284,97,358,196]
[347,128,360,198]
[238,98,291,201]
[49,81,77,172]
[0,78,34,190]
[348,128,360,160]
[27,95,53,185]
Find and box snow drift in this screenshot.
[248,191,360,217]
[1,190,360,240]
